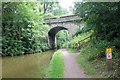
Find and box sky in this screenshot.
[59,0,75,10]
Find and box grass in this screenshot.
[46,50,64,78]
[77,50,119,78]
[67,48,77,53]
[77,53,98,78]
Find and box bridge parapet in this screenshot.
[44,15,81,24]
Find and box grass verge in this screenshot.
[46,50,64,78]
[67,48,77,53]
[77,51,119,78]
[77,53,98,78]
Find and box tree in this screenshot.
[56,30,69,49]
[2,2,49,56]
[40,2,68,16]
[73,2,120,77]
[74,2,120,47]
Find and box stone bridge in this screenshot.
[44,15,82,49]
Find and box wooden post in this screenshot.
[106,48,112,71]
[106,59,112,71]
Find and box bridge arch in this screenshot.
[48,26,68,49]
[44,15,82,49]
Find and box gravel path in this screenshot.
[60,49,90,78]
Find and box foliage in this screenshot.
[70,31,92,49]
[56,30,69,49]
[67,48,77,53]
[80,40,106,61]
[40,2,68,16]
[40,2,58,14]
[73,2,120,78]
[74,2,120,46]
[46,50,64,78]
[77,47,119,78]
[73,2,120,59]
[2,2,49,56]
[2,1,69,56]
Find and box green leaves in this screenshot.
[74,2,120,40]
[56,30,69,49]
[74,2,120,78]
[74,2,120,57]
[2,2,50,56]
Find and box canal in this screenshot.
[2,50,55,78]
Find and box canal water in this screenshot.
[2,50,55,78]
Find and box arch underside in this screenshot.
[48,26,68,49]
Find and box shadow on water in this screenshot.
[2,50,55,78]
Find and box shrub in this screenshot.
[80,39,118,61]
